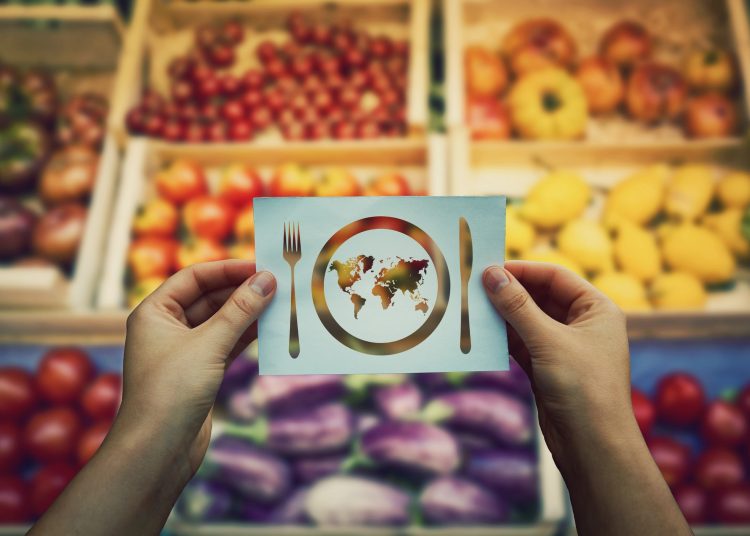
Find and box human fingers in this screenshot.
[184,286,237,327]
[505,260,602,311]
[198,271,276,355]
[483,265,556,342]
[145,260,257,316]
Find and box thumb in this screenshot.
[482,265,552,343]
[200,271,276,352]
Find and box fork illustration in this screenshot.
[283,222,301,358]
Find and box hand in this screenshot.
[118,260,276,478]
[482,261,634,465]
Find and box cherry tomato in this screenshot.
[24,408,82,463]
[655,373,705,427]
[77,421,112,466]
[737,384,750,421]
[127,236,179,281]
[672,484,707,525]
[0,421,23,472]
[631,389,655,437]
[711,484,750,524]
[218,165,265,207]
[0,476,29,523]
[694,447,744,491]
[29,463,76,517]
[701,400,748,447]
[36,348,94,404]
[647,436,691,488]
[183,196,236,242]
[80,373,121,421]
[0,368,36,420]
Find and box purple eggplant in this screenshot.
[355,412,381,434]
[305,476,411,526]
[236,500,271,523]
[454,430,498,451]
[224,402,354,456]
[218,355,258,401]
[176,479,233,522]
[465,449,538,503]
[374,382,422,420]
[227,389,260,423]
[424,389,533,447]
[420,476,509,525]
[203,435,291,503]
[250,375,345,414]
[292,454,346,484]
[413,372,452,392]
[463,359,532,399]
[269,487,309,524]
[359,421,461,475]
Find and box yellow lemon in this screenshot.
[665,164,715,221]
[613,222,661,282]
[558,219,613,274]
[604,164,669,227]
[650,272,707,310]
[524,249,584,277]
[593,272,651,311]
[703,209,749,258]
[661,224,736,284]
[717,171,750,210]
[520,170,591,229]
[506,205,536,257]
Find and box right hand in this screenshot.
[482,261,636,467]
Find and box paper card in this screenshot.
[254,196,507,375]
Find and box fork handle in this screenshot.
[289,268,300,358]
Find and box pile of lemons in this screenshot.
[506,165,750,311]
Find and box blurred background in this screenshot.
[0,0,749,534]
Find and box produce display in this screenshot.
[175,356,541,527]
[465,18,741,140]
[126,13,409,142]
[125,159,418,306]
[505,164,750,310]
[635,371,750,525]
[0,60,108,271]
[0,347,122,523]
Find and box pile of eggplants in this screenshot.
[176,355,540,527]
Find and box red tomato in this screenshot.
[631,389,655,437]
[701,400,748,447]
[77,421,111,467]
[711,484,750,524]
[647,436,691,488]
[672,484,707,525]
[127,236,179,281]
[155,160,207,205]
[655,373,705,427]
[233,206,254,242]
[36,348,94,405]
[176,239,229,270]
[24,408,82,463]
[694,447,744,491]
[29,463,76,517]
[218,165,265,207]
[737,384,750,421]
[81,373,122,421]
[0,368,36,420]
[0,476,29,523]
[0,421,23,472]
[183,197,236,242]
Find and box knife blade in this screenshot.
[459,217,473,354]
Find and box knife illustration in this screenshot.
[459,217,473,354]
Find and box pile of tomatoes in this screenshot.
[0,348,122,523]
[633,372,750,525]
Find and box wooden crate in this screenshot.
[444,0,750,152]
[449,128,750,338]
[0,5,125,309]
[110,0,430,147]
[97,135,447,309]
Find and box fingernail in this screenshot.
[483,266,509,293]
[248,271,276,297]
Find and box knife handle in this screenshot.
[460,281,470,354]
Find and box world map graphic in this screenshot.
[328,255,431,319]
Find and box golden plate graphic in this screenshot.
[311,216,450,355]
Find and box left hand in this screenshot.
[117,260,276,477]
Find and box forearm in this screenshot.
[560,417,692,536]
[29,410,192,536]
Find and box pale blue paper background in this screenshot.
[255,196,507,375]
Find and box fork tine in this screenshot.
[297,223,301,254]
[283,222,287,252]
